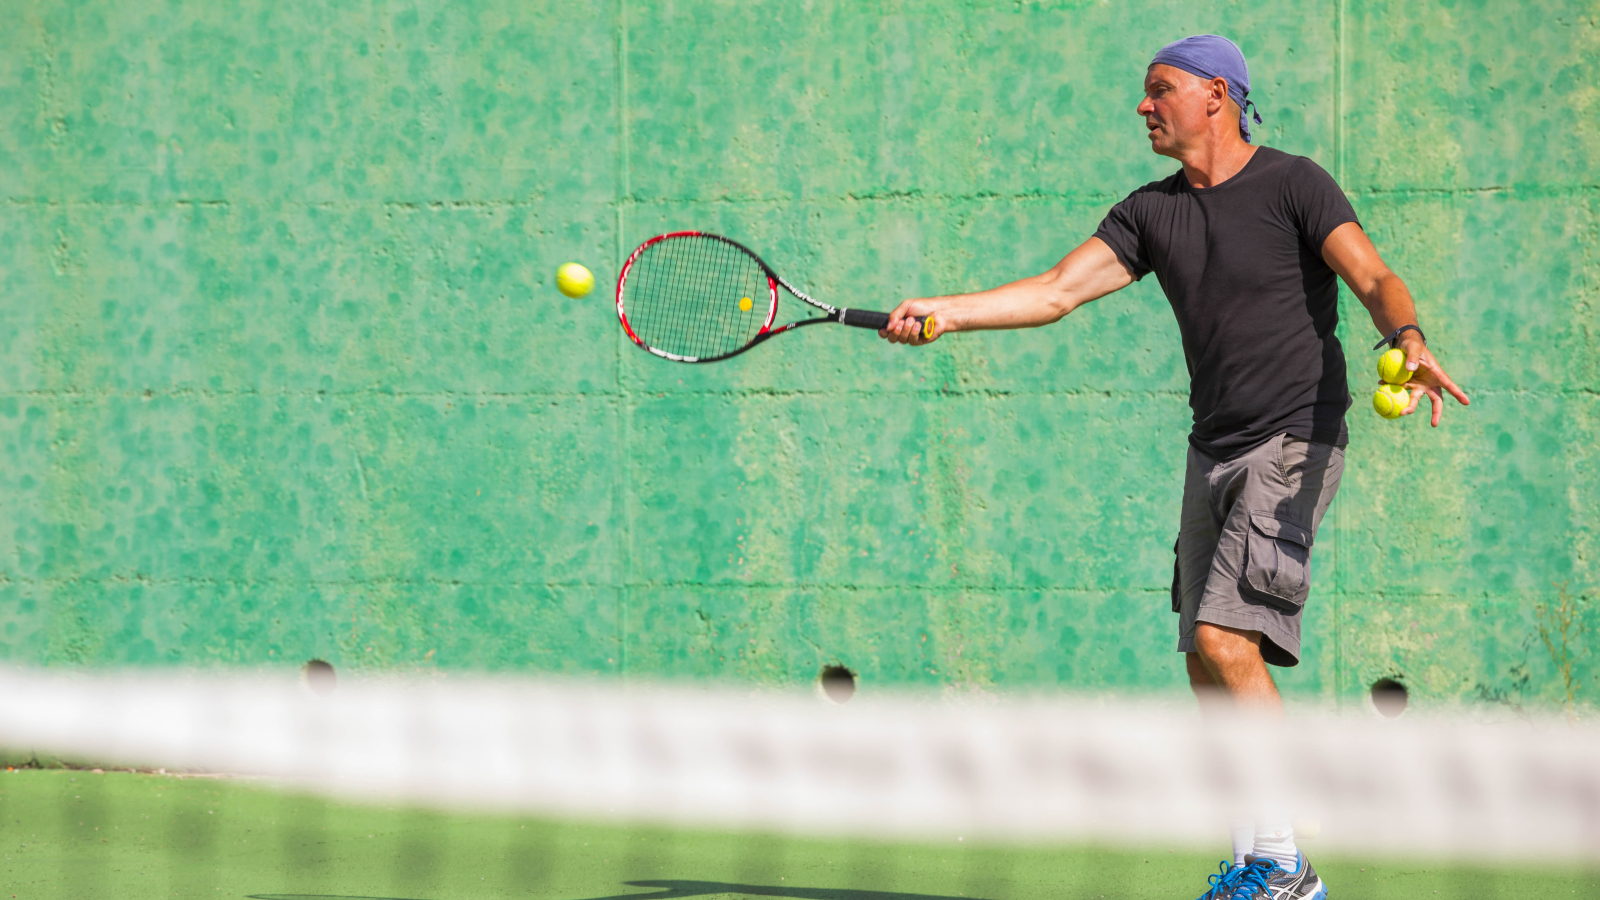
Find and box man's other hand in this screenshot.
[1393,333,1469,427]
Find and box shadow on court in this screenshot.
[249,881,993,900]
[243,890,419,896]
[581,880,991,900]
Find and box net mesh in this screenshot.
[2,669,1598,899]
[622,235,776,361]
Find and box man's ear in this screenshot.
[1209,77,1230,114]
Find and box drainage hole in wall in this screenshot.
[819,665,857,704]
[1370,677,1408,718]
[303,659,337,696]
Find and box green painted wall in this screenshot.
[1,1,1595,708]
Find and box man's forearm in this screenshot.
[1358,271,1423,337]
[915,272,1076,333]
[881,237,1134,344]
[1320,222,1426,340]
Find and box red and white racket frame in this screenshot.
[615,230,921,363]
[615,231,781,363]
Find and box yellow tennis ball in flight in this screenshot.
[556,262,594,298]
[1373,383,1410,419]
[1377,347,1412,385]
[739,296,752,311]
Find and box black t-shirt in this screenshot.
[1093,146,1360,460]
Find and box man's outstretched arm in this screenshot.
[879,237,1136,344]
[1320,222,1470,426]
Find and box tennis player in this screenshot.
[880,34,1468,900]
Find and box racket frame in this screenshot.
[615,231,894,363]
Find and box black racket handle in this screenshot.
[839,308,935,340]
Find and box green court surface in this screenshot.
[2,771,1594,900]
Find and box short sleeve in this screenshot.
[1287,157,1360,251]
[1093,193,1152,280]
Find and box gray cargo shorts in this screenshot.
[1173,432,1344,667]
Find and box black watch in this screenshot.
[1373,324,1425,351]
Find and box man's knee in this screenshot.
[1193,621,1264,670]
[1186,651,1237,712]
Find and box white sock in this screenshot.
[1230,821,1254,868]
[1253,817,1300,872]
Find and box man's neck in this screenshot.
[1178,138,1259,189]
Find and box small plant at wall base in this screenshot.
[1535,583,1591,719]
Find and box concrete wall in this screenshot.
[1,1,1594,708]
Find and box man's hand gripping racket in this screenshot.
[615,232,936,363]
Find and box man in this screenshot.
[879,34,1469,900]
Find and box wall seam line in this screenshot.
[1333,0,1348,705]
[616,0,632,680]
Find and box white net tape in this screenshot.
[1,669,1596,860]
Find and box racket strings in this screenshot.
[624,235,774,360]
[653,236,757,358]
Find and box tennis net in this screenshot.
[1,667,1596,899]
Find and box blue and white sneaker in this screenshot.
[1230,853,1328,899]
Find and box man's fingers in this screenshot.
[1401,385,1445,426]
[882,302,934,345]
[896,316,936,346]
[1433,364,1470,406]
[1420,354,1471,406]
[883,302,913,342]
[880,306,940,346]
[1384,341,1465,426]
[1400,385,1423,416]
[1401,336,1426,373]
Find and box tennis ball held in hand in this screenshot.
[1377,347,1412,385]
[1373,383,1410,419]
[556,262,594,298]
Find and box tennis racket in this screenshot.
[615,231,933,363]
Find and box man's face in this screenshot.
[1138,64,1216,157]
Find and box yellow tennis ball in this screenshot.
[1377,348,1412,385]
[1373,383,1410,419]
[556,262,594,298]
[739,296,752,311]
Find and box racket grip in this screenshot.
[839,308,933,338]
[839,308,892,329]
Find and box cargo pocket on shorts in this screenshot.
[1170,538,1182,613]
[1242,511,1314,612]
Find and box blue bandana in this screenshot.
[1149,35,1263,142]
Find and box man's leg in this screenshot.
[1175,449,1264,875]
[1190,630,1286,871]
[1191,623,1282,714]
[1192,625,1302,877]
[1187,640,1275,869]
[1176,436,1340,897]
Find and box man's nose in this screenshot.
[1137,98,1155,115]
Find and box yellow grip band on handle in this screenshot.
[921,315,936,340]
